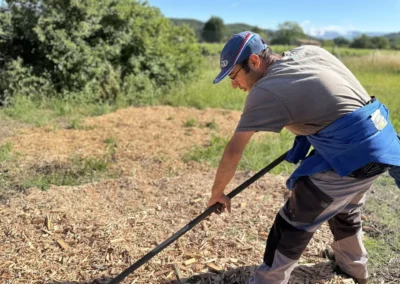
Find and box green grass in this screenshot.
[0,136,121,192]
[183,130,296,174]
[344,55,400,130]
[104,136,118,160]
[363,236,394,266]
[0,155,117,192]
[22,156,111,190]
[161,57,246,111]
[0,95,117,127]
[206,119,218,130]
[363,176,400,272]
[3,95,54,126]
[0,143,13,163]
[184,118,197,127]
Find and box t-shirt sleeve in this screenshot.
[236,87,292,133]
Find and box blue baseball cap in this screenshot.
[213,31,268,84]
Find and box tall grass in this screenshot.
[0,95,117,127]
[161,57,246,110]
[344,54,400,130]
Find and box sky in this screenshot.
[147,0,400,36]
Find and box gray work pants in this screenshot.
[249,170,378,284]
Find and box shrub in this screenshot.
[0,0,201,105]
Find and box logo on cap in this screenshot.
[220,60,228,68]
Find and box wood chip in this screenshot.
[154,269,170,276]
[172,264,183,281]
[45,215,52,230]
[31,218,45,225]
[184,252,202,258]
[110,238,125,244]
[193,264,204,271]
[183,258,196,266]
[207,263,223,273]
[56,239,69,250]
[259,231,268,237]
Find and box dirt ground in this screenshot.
[0,106,377,283]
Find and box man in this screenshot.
[207,31,400,284]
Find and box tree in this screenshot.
[350,34,390,49]
[202,16,225,43]
[271,21,306,45]
[333,36,350,47]
[350,34,371,48]
[370,36,390,49]
[251,25,267,41]
[389,37,400,50]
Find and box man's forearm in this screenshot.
[211,144,242,196]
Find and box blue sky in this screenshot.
[148,0,400,35]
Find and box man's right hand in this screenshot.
[207,193,231,213]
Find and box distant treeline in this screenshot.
[170,17,400,50]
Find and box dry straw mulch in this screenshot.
[0,172,343,284]
[1,106,355,283]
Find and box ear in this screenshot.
[248,54,261,70]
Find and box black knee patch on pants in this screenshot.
[264,177,334,267]
[328,211,362,241]
[264,214,314,267]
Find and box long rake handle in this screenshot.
[108,151,288,284]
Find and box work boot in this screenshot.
[320,246,368,283]
[332,264,369,284]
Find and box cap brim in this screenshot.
[213,65,235,84]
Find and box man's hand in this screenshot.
[207,194,231,213]
[207,131,254,214]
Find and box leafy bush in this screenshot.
[0,0,201,105]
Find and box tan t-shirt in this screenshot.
[236,45,371,135]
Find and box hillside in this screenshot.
[169,18,274,41]
[169,17,400,46]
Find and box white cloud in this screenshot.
[301,20,311,28]
[300,20,355,37]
